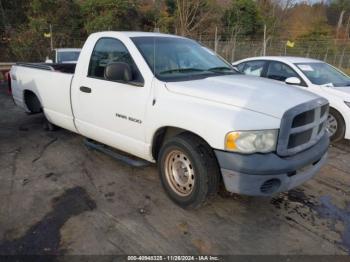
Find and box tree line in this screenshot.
[0,0,350,63]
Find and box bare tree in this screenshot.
[176,0,212,36]
[229,25,241,61]
[345,14,350,38]
[223,1,243,60]
[336,10,345,39]
[0,0,7,30]
[338,14,350,68]
[259,0,296,54]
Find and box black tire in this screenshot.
[328,108,345,142]
[158,132,220,209]
[25,92,42,113]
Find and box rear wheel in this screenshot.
[25,92,42,113]
[327,108,345,142]
[158,133,220,209]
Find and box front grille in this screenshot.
[288,129,313,148]
[292,109,315,127]
[277,98,329,156]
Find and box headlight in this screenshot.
[345,101,350,108]
[225,130,278,154]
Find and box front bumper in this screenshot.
[214,134,329,196]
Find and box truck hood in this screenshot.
[166,75,319,119]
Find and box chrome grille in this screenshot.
[277,98,329,157]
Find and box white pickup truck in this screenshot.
[10,32,329,208]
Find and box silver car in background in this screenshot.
[233,56,350,142]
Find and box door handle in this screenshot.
[80,86,91,93]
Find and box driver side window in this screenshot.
[266,61,298,81]
[88,38,143,83]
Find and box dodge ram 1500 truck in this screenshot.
[10,32,329,208]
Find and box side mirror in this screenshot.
[285,77,301,85]
[104,62,132,82]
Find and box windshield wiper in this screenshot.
[207,66,234,72]
[159,68,205,74]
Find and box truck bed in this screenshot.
[11,63,77,133]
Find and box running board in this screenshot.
[84,139,150,168]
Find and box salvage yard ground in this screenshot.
[0,84,349,255]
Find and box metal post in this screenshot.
[214,26,218,53]
[263,24,267,56]
[324,47,329,62]
[49,24,53,51]
[284,42,287,56]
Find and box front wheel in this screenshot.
[327,108,345,142]
[158,133,220,209]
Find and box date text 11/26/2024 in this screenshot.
[127,255,220,261]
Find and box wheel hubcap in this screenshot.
[326,113,338,137]
[164,150,195,196]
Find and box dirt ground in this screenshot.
[0,83,349,256]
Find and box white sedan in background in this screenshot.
[233,56,350,141]
[45,48,81,64]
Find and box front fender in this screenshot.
[146,87,281,152]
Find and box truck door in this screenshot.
[71,37,151,159]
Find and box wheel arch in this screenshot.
[23,89,42,113]
[329,106,346,126]
[151,126,213,161]
[329,106,347,141]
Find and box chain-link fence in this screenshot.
[2,33,350,73]
[199,38,350,70]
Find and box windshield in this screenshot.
[296,62,350,87]
[131,36,237,81]
[57,51,81,63]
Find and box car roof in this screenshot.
[234,56,322,64]
[91,31,184,39]
[55,48,82,52]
